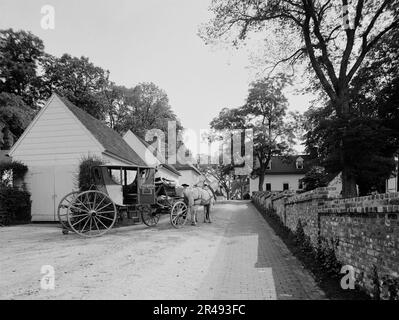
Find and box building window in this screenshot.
[296,157,304,169]
[266,183,271,191]
[298,180,303,189]
[283,183,289,191]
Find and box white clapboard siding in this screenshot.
[9,94,137,221]
[10,94,103,166]
[9,95,106,221]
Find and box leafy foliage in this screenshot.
[41,54,111,119]
[0,29,45,107]
[0,160,28,187]
[199,164,234,199]
[107,82,183,138]
[77,155,106,191]
[210,74,300,191]
[0,187,31,224]
[305,27,399,195]
[300,166,330,191]
[0,92,35,148]
[202,0,399,197]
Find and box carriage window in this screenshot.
[125,169,137,186]
[109,169,122,185]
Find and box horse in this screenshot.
[182,180,219,225]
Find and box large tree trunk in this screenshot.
[258,172,265,191]
[337,89,358,198]
[341,167,357,198]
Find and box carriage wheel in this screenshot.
[170,201,188,228]
[140,205,160,227]
[57,191,80,231]
[67,190,117,237]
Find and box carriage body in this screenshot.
[58,165,188,237]
[91,165,156,207]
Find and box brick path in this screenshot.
[196,201,326,300]
[0,201,325,299]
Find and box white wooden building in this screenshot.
[9,93,147,221]
[123,130,181,183]
[250,156,310,193]
[174,163,203,186]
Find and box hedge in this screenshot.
[77,155,106,191]
[0,187,31,225]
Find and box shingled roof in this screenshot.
[174,162,202,175]
[255,155,311,174]
[57,94,147,166]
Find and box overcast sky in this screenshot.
[0,0,313,152]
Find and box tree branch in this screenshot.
[348,18,399,81]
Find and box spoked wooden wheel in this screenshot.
[67,190,117,237]
[170,201,188,228]
[140,205,161,227]
[57,191,80,231]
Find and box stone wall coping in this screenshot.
[325,192,399,204]
[271,191,296,201]
[319,205,399,214]
[284,187,340,205]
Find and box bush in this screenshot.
[300,166,330,191]
[0,187,31,225]
[77,155,106,191]
[0,160,28,187]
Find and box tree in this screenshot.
[0,29,45,107]
[305,27,399,195]
[110,82,182,139]
[199,163,235,199]
[300,165,330,191]
[211,75,298,191]
[42,54,110,119]
[202,0,399,197]
[0,93,35,149]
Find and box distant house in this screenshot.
[250,155,311,193]
[123,130,181,183]
[9,93,147,221]
[174,162,204,187]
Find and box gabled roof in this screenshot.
[57,94,147,166]
[135,136,181,176]
[174,162,202,175]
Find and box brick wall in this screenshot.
[318,193,399,293]
[252,189,399,297]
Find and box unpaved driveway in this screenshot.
[0,201,325,300]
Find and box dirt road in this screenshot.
[0,201,325,299]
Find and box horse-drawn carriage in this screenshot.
[57,165,189,237]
